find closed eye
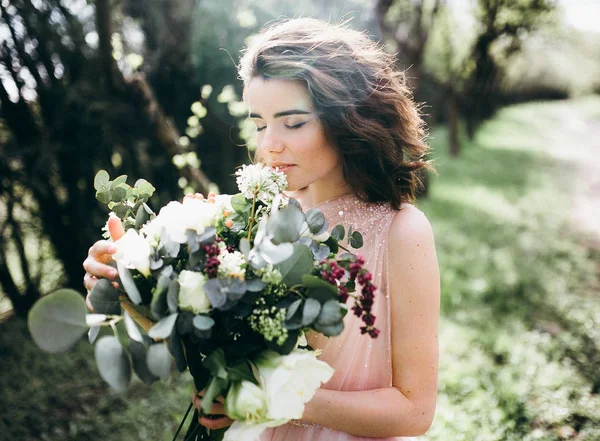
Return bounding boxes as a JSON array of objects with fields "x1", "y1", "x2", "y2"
[
  {"x1": 285, "y1": 122, "x2": 307, "y2": 130},
  {"x1": 256, "y1": 126, "x2": 266, "y2": 132}
]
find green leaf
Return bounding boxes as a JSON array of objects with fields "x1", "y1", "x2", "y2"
[
  {"x1": 88, "y1": 279, "x2": 121, "y2": 315},
  {"x1": 203, "y1": 348, "x2": 228, "y2": 379},
  {"x1": 201, "y1": 376, "x2": 228, "y2": 414},
  {"x1": 227, "y1": 361, "x2": 255, "y2": 383},
  {"x1": 113, "y1": 175, "x2": 128, "y2": 186},
  {"x1": 113, "y1": 204, "x2": 129, "y2": 218},
  {"x1": 129, "y1": 339, "x2": 159, "y2": 385},
  {"x1": 305, "y1": 209, "x2": 326, "y2": 234},
  {"x1": 28, "y1": 289, "x2": 88, "y2": 354},
  {"x1": 276, "y1": 245, "x2": 314, "y2": 286},
  {"x1": 167, "y1": 280, "x2": 179, "y2": 314},
  {"x1": 135, "y1": 203, "x2": 150, "y2": 229},
  {"x1": 313, "y1": 320, "x2": 344, "y2": 337},
  {"x1": 135, "y1": 180, "x2": 156, "y2": 197},
  {"x1": 148, "y1": 313, "x2": 178, "y2": 340},
  {"x1": 94, "y1": 170, "x2": 110, "y2": 191},
  {"x1": 193, "y1": 315, "x2": 215, "y2": 331},
  {"x1": 302, "y1": 298, "x2": 321, "y2": 326},
  {"x1": 124, "y1": 311, "x2": 144, "y2": 343},
  {"x1": 271, "y1": 204, "x2": 305, "y2": 244},
  {"x1": 112, "y1": 184, "x2": 128, "y2": 202},
  {"x1": 88, "y1": 326, "x2": 101, "y2": 344},
  {"x1": 231, "y1": 193, "x2": 249, "y2": 213},
  {"x1": 147, "y1": 343, "x2": 172, "y2": 380},
  {"x1": 151, "y1": 275, "x2": 170, "y2": 320},
  {"x1": 331, "y1": 225, "x2": 345, "y2": 241},
  {"x1": 306, "y1": 287, "x2": 337, "y2": 303},
  {"x1": 168, "y1": 332, "x2": 187, "y2": 372},
  {"x1": 301, "y1": 274, "x2": 338, "y2": 295},
  {"x1": 117, "y1": 262, "x2": 142, "y2": 305},
  {"x1": 95, "y1": 336, "x2": 131, "y2": 391},
  {"x1": 317, "y1": 299, "x2": 343, "y2": 325},
  {"x1": 285, "y1": 299, "x2": 303, "y2": 321},
  {"x1": 96, "y1": 190, "x2": 112, "y2": 205},
  {"x1": 349, "y1": 231, "x2": 364, "y2": 249},
  {"x1": 324, "y1": 236, "x2": 339, "y2": 254}
]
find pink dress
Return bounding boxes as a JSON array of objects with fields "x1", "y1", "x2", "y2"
[{"x1": 260, "y1": 193, "x2": 418, "y2": 441}]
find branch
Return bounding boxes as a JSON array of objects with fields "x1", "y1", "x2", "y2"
[{"x1": 95, "y1": 0, "x2": 126, "y2": 93}]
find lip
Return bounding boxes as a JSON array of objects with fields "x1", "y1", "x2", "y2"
[{"x1": 270, "y1": 163, "x2": 295, "y2": 172}]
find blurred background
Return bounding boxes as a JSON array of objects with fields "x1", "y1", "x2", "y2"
[{"x1": 1, "y1": 0, "x2": 599, "y2": 440}]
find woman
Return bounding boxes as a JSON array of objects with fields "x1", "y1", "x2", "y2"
[{"x1": 84, "y1": 18, "x2": 440, "y2": 441}]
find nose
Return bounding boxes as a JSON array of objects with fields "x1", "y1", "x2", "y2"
[{"x1": 259, "y1": 126, "x2": 284, "y2": 154}]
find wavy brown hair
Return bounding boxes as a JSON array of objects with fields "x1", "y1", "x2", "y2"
[{"x1": 238, "y1": 18, "x2": 433, "y2": 209}]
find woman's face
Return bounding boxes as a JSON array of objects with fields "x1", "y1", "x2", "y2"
[{"x1": 245, "y1": 77, "x2": 344, "y2": 193}]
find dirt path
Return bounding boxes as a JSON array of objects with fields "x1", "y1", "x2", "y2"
[{"x1": 568, "y1": 120, "x2": 600, "y2": 249}]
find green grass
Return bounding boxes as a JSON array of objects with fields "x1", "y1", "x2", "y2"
[
  {"x1": 1, "y1": 96, "x2": 599, "y2": 440},
  {"x1": 421, "y1": 96, "x2": 600, "y2": 441}
]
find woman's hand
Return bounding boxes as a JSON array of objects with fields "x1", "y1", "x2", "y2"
[
  {"x1": 192, "y1": 387, "x2": 234, "y2": 430},
  {"x1": 82, "y1": 215, "x2": 124, "y2": 311}
]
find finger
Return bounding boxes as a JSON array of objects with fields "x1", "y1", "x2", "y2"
[
  {"x1": 83, "y1": 257, "x2": 118, "y2": 280},
  {"x1": 199, "y1": 415, "x2": 233, "y2": 430},
  {"x1": 108, "y1": 214, "x2": 125, "y2": 241},
  {"x1": 88, "y1": 240, "x2": 118, "y2": 262},
  {"x1": 86, "y1": 294, "x2": 95, "y2": 312}
]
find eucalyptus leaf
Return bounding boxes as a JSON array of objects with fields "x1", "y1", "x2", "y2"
[
  {"x1": 151, "y1": 275, "x2": 170, "y2": 320},
  {"x1": 246, "y1": 278, "x2": 265, "y2": 292},
  {"x1": 324, "y1": 236, "x2": 339, "y2": 254},
  {"x1": 96, "y1": 190, "x2": 112, "y2": 205},
  {"x1": 130, "y1": 340, "x2": 159, "y2": 385},
  {"x1": 313, "y1": 320, "x2": 344, "y2": 337},
  {"x1": 193, "y1": 315, "x2": 215, "y2": 331},
  {"x1": 113, "y1": 204, "x2": 129, "y2": 218},
  {"x1": 28, "y1": 289, "x2": 88, "y2": 354},
  {"x1": 276, "y1": 245, "x2": 314, "y2": 286},
  {"x1": 88, "y1": 325, "x2": 101, "y2": 344},
  {"x1": 113, "y1": 175, "x2": 128, "y2": 186},
  {"x1": 88, "y1": 279, "x2": 121, "y2": 315},
  {"x1": 148, "y1": 313, "x2": 178, "y2": 339},
  {"x1": 239, "y1": 238, "x2": 251, "y2": 259},
  {"x1": 270, "y1": 204, "x2": 305, "y2": 244},
  {"x1": 285, "y1": 299, "x2": 303, "y2": 321},
  {"x1": 305, "y1": 209, "x2": 326, "y2": 234},
  {"x1": 117, "y1": 262, "x2": 142, "y2": 305},
  {"x1": 317, "y1": 299, "x2": 343, "y2": 325},
  {"x1": 94, "y1": 170, "x2": 110, "y2": 191},
  {"x1": 313, "y1": 244, "x2": 331, "y2": 261},
  {"x1": 167, "y1": 280, "x2": 180, "y2": 314},
  {"x1": 95, "y1": 336, "x2": 131, "y2": 392},
  {"x1": 331, "y1": 225, "x2": 345, "y2": 241},
  {"x1": 147, "y1": 344, "x2": 172, "y2": 380},
  {"x1": 135, "y1": 204, "x2": 150, "y2": 229},
  {"x1": 124, "y1": 311, "x2": 144, "y2": 343},
  {"x1": 112, "y1": 185, "x2": 127, "y2": 202},
  {"x1": 349, "y1": 231, "x2": 364, "y2": 249},
  {"x1": 168, "y1": 332, "x2": 188, "y2": 372},
  {"x1": 302, "y1": 298, "x2": 321, "y2": 326}
]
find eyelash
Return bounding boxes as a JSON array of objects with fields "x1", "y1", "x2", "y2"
[{"x1": 256, "y1": 122, "x2": 307, "y2": 132}]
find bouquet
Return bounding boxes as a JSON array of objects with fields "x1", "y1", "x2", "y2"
[{"x1": 28, "y1": 164, "x2": 379, "y2": 441}]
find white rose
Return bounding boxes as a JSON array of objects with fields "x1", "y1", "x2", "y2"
[
  {"x1": 224, "y1": 380, "x2": 268, "y2": 423},
  {"x1": 113, "y1": 229, "x2": 151, "y2": 276},
  {"x1": 254, "y1": 349, "x2": 334, "y2": 420},
  {"x1": 177, "y1": 270, "x2": 211, "y2": 314}
]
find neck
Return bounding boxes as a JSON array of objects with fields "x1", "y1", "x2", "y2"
[{"x1": 288, "y1": 179, "x2": 352, "y2": 211}]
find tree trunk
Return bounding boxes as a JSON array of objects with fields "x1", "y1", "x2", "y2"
[{"x1": 447, "y1": 94, "x2": 461, "y2": 157}]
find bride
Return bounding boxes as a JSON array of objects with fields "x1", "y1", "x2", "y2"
[{"x1": 84, "y1": 17, "x2": 440, "y2": 441}]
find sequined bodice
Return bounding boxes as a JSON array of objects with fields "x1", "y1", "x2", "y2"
[{"x1": 261, "y1": 193, "x2": 416, "y2": 441}]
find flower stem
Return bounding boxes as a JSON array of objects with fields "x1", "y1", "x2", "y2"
[{"x1": 247, "y1": 190, "x2": 259, "y2": 242}]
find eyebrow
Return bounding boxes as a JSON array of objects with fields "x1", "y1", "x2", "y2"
[{"x1": 249, "y1": 109, "x2": 311, "y2": 119}]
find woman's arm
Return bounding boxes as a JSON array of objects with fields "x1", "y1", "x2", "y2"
[{"x1": 302, "y1": 206, "x2": 440, "y2": 437}]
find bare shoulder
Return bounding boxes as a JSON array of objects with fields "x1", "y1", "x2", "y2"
[{"x1": 388, "y1": 204, "x2": 435, "y2": 249}]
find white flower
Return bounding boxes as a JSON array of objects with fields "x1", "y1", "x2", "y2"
[
  {"x1": 225, "y1": 380, "x2": 268, "y2": 423},
  {"x1": 177, "y1": 270, "x2": 211, "y2": 314},
  {"x1": 255, "y1": 264, "x2": 282, "y2": 285},
  {"x1": 235, "y1": 164, "x2": 287, "y2": 204},
  {"x1": 142, "y1": 198, "x2": 222, "y2": 244},
  {"x1": 113, "y1": 229, "x2": 151, "y2": 276},
  {"x1": 254, "y1": 349, "x2": 334, "y2": 420},
  {"x1": 218, "y1": 250, "x2": 246, "y2": 279}
]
